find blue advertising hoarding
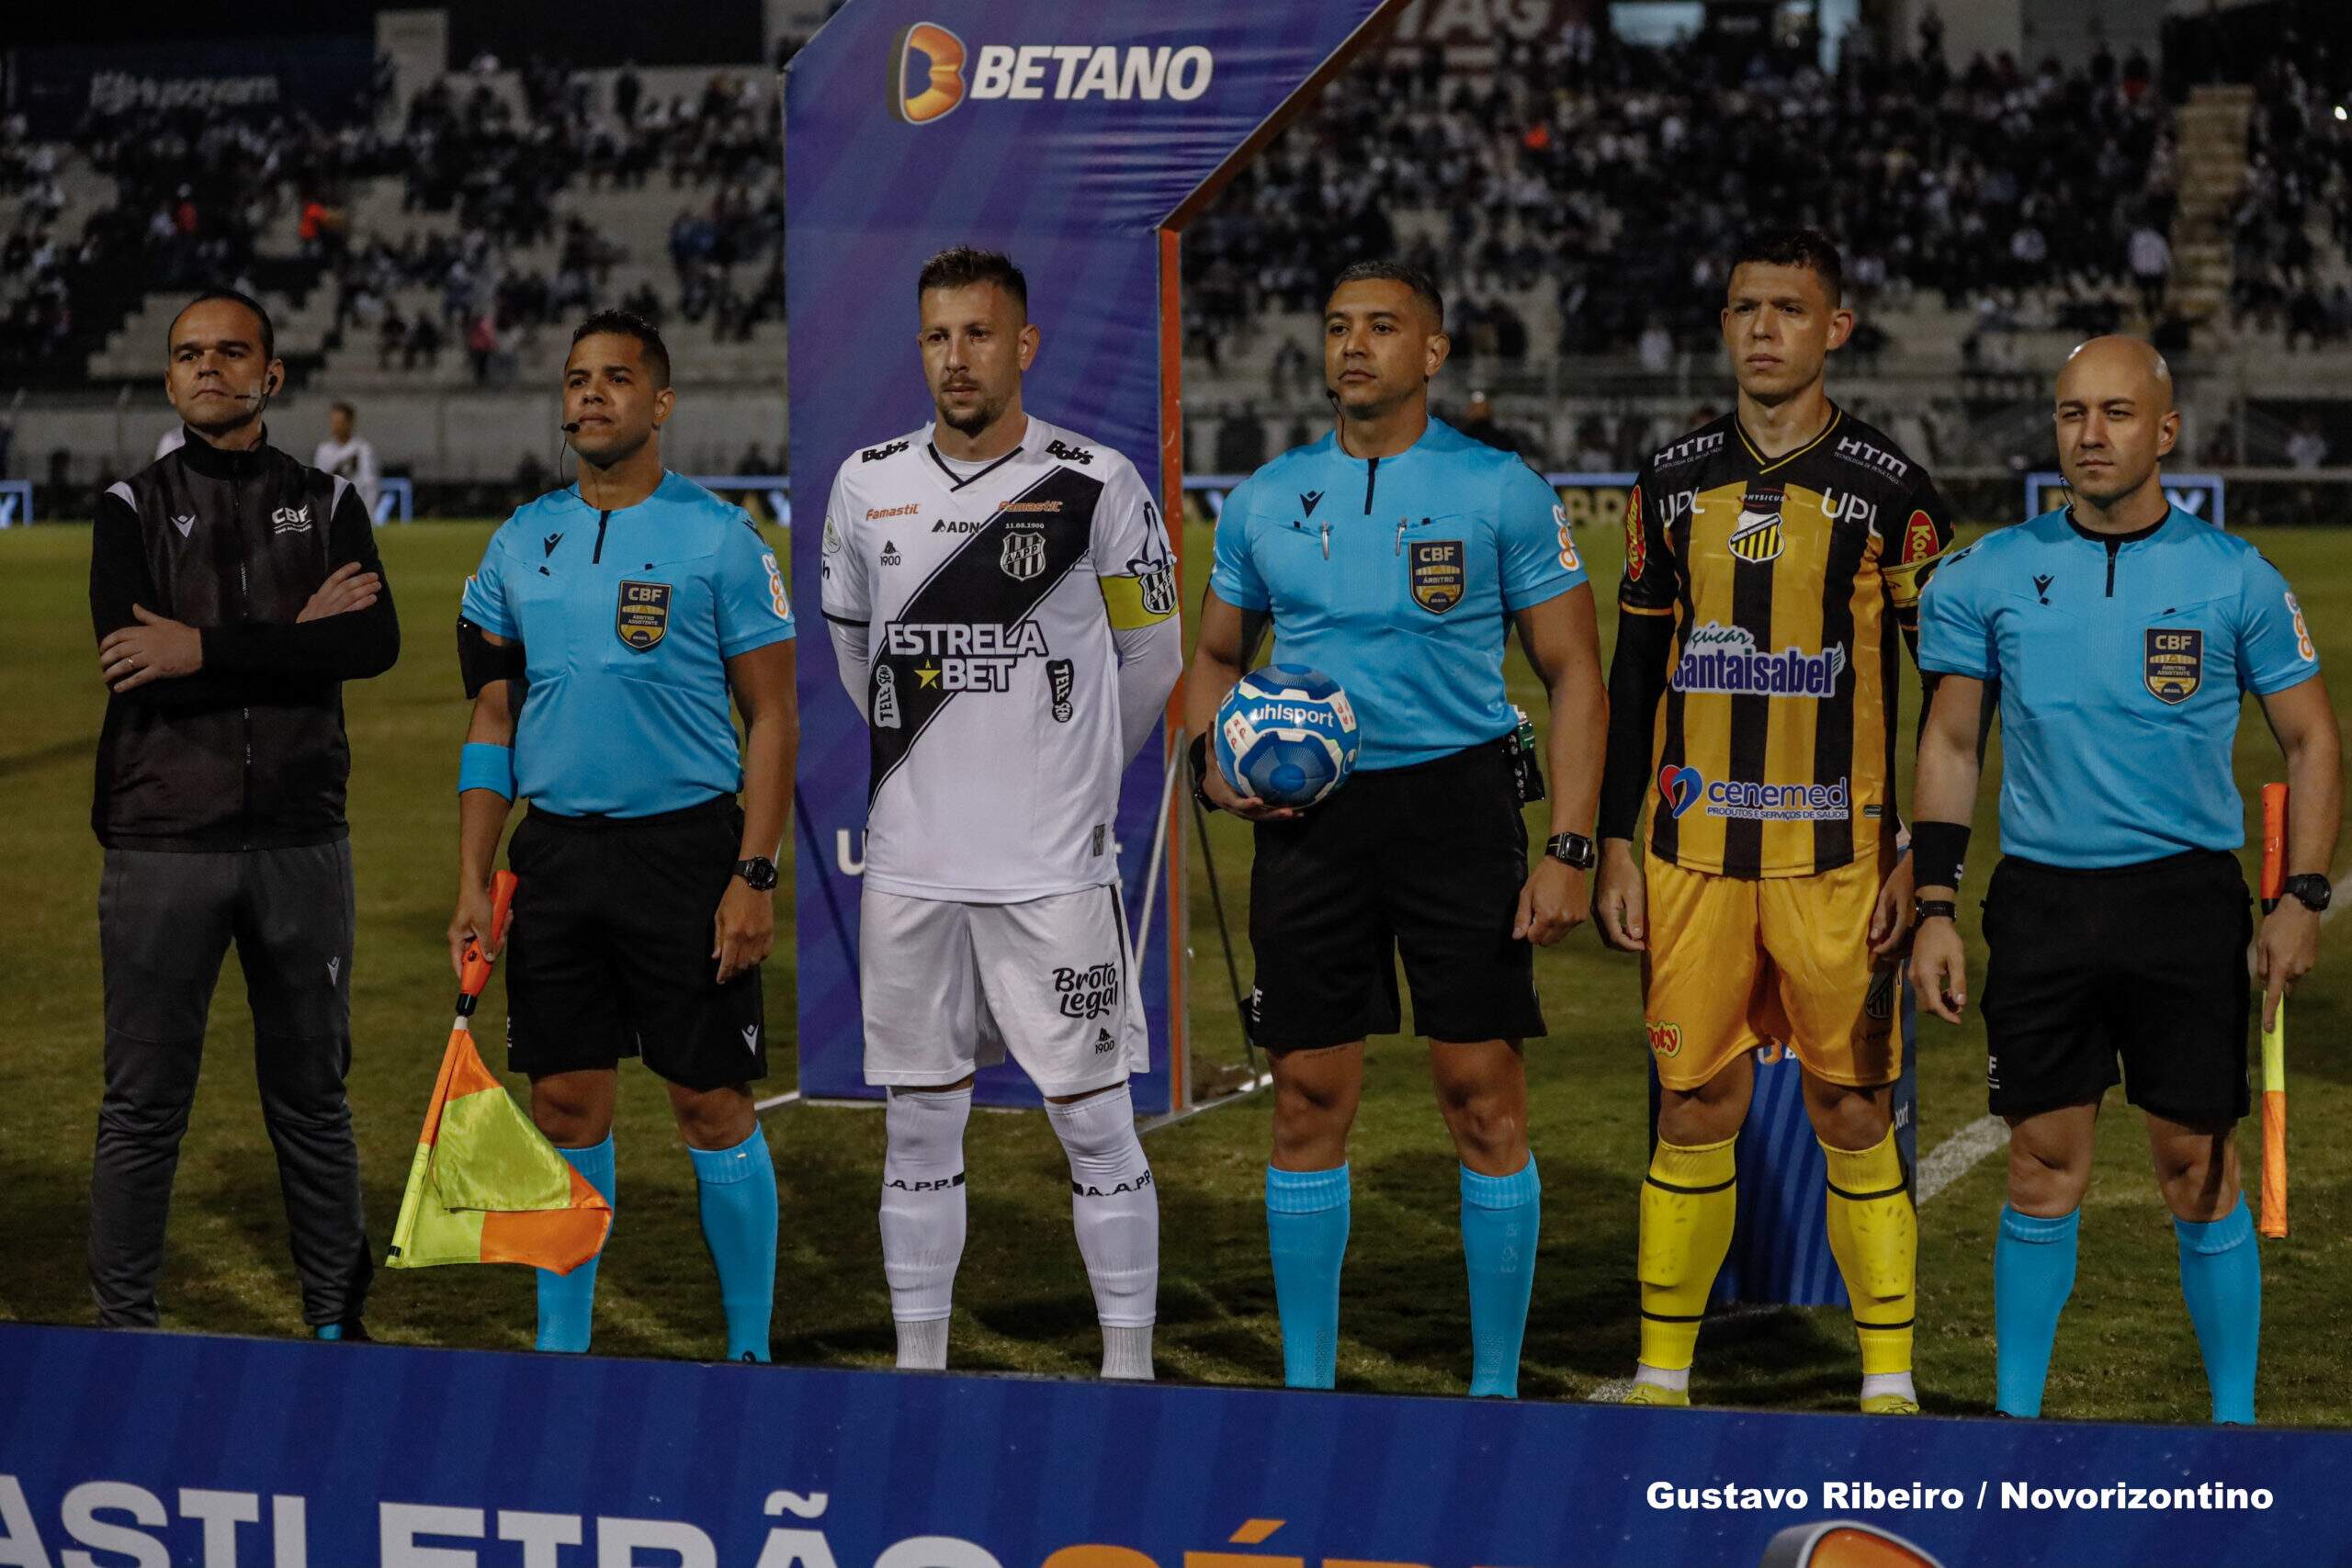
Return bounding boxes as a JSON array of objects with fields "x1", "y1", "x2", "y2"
[{"x1": 0, "y1": 1321, "x2": 2343, "y2": 1567}]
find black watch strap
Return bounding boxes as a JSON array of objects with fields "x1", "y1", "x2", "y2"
[
  {"x1": 1546, "y1": 832, "x2": 1597, "y2": 870},
  {"x1": 2282, "y1": 873, "x2": 2332, "y2": 913},
  {"x1": 1913, "y1": 897, "x2": 1958, "y2": 924},
  {"x1": 733, "y1": 855, "x2": 778, "y2": 892}
]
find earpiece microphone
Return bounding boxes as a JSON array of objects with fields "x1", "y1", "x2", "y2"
[{"x1": 561, "y1": 421, "x2": 583, "y2": 433}]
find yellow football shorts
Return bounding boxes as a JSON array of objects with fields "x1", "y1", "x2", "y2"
[{"x1": 1639, "y1": 855, "x2": 1899, "y2": 1091}]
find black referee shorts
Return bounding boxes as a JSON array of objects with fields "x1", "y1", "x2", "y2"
[
  {"x1": 503, "y1": 795, "x2": 767, "y2": 1091},
  {"x1": 1981, "y1": 850, "x2": 2252, "y2": 1125},
  {"x1": 1248, "y1": 738, "x2": 1544, "y2": 1051}
]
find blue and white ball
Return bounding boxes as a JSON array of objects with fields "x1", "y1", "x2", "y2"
[{"x1": 1213, "y1": 664, "x2": 1362, "y2": 807}]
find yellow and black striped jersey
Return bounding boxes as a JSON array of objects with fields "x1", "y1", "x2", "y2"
[{"x1": 1620, "y1": 406, "x2": 1953, "y2": 878}]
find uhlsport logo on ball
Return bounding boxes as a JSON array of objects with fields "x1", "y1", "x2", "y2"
[{"x1": 1214, "y1": 664, "x2": 1361, "y2": 807}]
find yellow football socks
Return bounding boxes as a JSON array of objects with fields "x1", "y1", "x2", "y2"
[
  {"x1": 1636, "y1": 1135, "x2": 1738, "y2": 1372},
  {"x1": 1822, "y1": 1130, "x2": 1917, "y2": 1378}
]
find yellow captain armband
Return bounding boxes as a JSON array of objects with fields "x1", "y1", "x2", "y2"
[{"x1": 1100, "y1": 566, "x2": 1177, "y2": 630}]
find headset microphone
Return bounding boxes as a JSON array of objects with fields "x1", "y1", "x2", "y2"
[{"x1": 561, "y1": 421, "x2": 583, "y2": 433}]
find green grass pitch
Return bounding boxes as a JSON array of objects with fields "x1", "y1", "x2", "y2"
[{"x1": 1, "y1": 513, "x2": 2346, "y2": 1424}]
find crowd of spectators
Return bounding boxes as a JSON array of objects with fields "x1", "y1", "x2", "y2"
[
  {"x1": 2231, "y1": 32, "x2": 2352, "y2": 348},
  {"x1": 1185, "y1": 25, "x2": 2177, "y2": 367},
  {"x1": 0, "y1": 52, "x2": 786, "y2": 380}
]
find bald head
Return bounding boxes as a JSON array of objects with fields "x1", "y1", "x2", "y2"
[
  {"x1": 2058, "y1": 335, "x2": 2174, "y2": 412},
  {"x1": 2053, "y1": 334, "x2": 2179, "y2": 516}
]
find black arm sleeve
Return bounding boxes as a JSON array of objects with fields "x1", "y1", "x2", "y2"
[
  {"x1": 1598, "y1": 609, "x2": 1676, "y2": 840},
  {"x1": 90, "y1": 490, "x2": 270, "y2": 710},
  {"x1": 200, "y1": 485, "x2": 401, "y2": 682}
]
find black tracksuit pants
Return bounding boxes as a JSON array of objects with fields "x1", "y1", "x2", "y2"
[{"x1": 91, "y1": 841, "x2": 370, "y2": 1327}]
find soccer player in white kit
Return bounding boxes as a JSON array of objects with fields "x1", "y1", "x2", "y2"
[{"x1": 821, "y1": 248, "x2": 1183, "y2": 1378}]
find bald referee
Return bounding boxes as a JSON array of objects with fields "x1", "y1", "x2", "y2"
[{"x1": 1908, "y1": 336, "x2": 2341, "y2": 1424}]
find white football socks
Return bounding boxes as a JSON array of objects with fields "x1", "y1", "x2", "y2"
[
  {"x1": 1047, "y1": 1083, "x2": 1159, "y2": 1380},
  {"x1": 880, "y1": 1085, "x2": 972, "y2": 1371}
]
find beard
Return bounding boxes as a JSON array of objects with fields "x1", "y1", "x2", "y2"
[{"x1": 938, "y1": 387, "x2": 1008, "y2": 437}]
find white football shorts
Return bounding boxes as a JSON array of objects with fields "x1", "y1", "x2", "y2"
[{"x1": 859, "y1": 885, "x2": 1148, "y2": 1097}]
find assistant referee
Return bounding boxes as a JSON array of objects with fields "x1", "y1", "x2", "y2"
[
  {"x1": 1908, "y1": 336, "x2": 2341, "y2": 1425},
  {"x1": 1184, "y1": 261, "x2": 1609, "y2": 1397},
  {"x1": 448, "y1": 309, "x2": 798, "y2": 1360}
]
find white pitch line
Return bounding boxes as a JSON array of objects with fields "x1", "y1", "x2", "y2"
[{"x1": 1915, "y1": 1114, "x2": 2009, "y2": 1205}]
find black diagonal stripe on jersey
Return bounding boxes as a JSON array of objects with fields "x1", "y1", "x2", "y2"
[
  {"x1": 1723, "y1": 483, "x2": 1778, "y2": 875},
  {"x1": 1813, "y1": 518, "x2": 1869, "y2": 869},
  {"x1": 1652, "y1": 493, "x2": 1701, "y2": 867},
  {"x1": 866, "y1": 464, "x2": 1105, "y2": 807}
]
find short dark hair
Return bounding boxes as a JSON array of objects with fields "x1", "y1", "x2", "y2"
[
  {"x1": 171, "y1": 288, "x2": 276, "y2": 362},
  {"x1": 916, "y1": 246, "x2": 1028, "y2": 317},
  {"x1": 570, "y1": 308, "x2": 671, "y2": 387},
  {"x1": 1728, "y1": 226, "x2": 1845, "y2": 305},
  {"x1": 329, "y1": 400, "x2": 356, "y2": 420},
  {"x1": 1327, "y1": 260, "x2": 1445, "y2": 331}
]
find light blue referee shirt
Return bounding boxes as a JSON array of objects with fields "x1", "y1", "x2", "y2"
[
  {"x1": 1210, "y1": 417, "x2": 1586, "y2": 770},
  {"x1": 461, "y1": 471, "x2": 796, "y2": 817},
  {"x1": 1917, "y1": 504, "x2": 2319, "y2": 867}
]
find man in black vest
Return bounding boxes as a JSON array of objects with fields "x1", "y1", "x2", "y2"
[{"x1": 87, "y1": 288, "x2": 400, "y2": 1334}]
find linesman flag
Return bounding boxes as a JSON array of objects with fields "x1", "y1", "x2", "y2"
[{"x1": 387, "y1": 871, "x2": 612, "y2": 1272}]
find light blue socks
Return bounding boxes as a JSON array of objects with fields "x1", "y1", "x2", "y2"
[
  {"x1": 2176, "y1": 1195, "x2": 2260, "y2": 1425},
  {"x1": 536, "y1": 1135, "x2": 616, "y2": 1354},
  {"x1": 1993, "y1": 1204, "x2": 2077, "y2": 1416},
  {"x1": 1265, "y1": 1165, "x2": 1351, "y2": 1389},
  {"x1": 690, "y1": 1125, "x2": 779, "y2": 1363},
  {"x1": 1460, "y1": 1156, "x2": 1541, "y2": 1398}
]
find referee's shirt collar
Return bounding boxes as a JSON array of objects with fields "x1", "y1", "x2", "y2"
[
  {"x1": 1327, "y1": 412, "x2": 1448, "y2": 469},
  {"x1": 2064, "y1": 502, "x2": 2177, "y2": 547}
]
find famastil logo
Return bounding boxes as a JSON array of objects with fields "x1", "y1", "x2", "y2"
[{"x1": 1657, "y1": 764, "x2": 1702, "y2": 819}]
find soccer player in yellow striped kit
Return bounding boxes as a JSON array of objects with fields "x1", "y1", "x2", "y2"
[{"x1": 1594, "y1": 229, "x2": 1955, "y2": 1412}]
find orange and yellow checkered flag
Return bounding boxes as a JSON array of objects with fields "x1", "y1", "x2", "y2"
[{"x1": 386, "y1": 872, "x2": 611, "y2": 1272}]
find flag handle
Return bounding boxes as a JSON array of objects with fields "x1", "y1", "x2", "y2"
[
  {"x1": 458, "y1": 871, "x2": 520, "y2": 1009},
  {"x1": 2258, "y1": 783, "x2": 2288, "y2": 1240},
  {"x1": 391, "y1": 872, "x2": 521, "y2": 1263}
]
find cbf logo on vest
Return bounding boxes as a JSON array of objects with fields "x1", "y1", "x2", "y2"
[{"x1": 616, "y1": 581, "x2": 672, "y2": 649}]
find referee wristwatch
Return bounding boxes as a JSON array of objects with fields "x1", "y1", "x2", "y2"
[
  {"x1": 2281, "y1": 873, "x2": 2332, "y2": 913},
  {"x1": 1912, "y1": 897, "x2": 1959, "y2": 925},
  {"x1": 1545, "y1": 832, "x2": 1598, "y2": 872},
  {"x1": 732, "y1": 855, "x2": 779, "y2": 892}
]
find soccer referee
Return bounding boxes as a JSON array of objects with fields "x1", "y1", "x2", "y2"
[
  {"x1": 1185, "y1": 261, "x2": 1608, "y2": 1397},
  {"x1": 449, "y1": 310, "x2": 798, "y2": 1360},
  {"x1": 1910, "y1": 336, "x2": 2341, "y2": 1424}
]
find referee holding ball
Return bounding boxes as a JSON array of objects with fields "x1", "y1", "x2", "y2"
[
  {"x1": 448, "y1": 310, "x2": 798, "y2": 1360},
  {"x1": 1909, "y1": 336, "x2": 2340, "y2": 1424},
  {"x1": 1184, "y1": 261, "x2": 1608, "y2": 1396}
]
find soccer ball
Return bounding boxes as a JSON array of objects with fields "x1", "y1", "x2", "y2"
[{"x1": 1213, "y1": 664, "x2": 1361, "y2": 807}]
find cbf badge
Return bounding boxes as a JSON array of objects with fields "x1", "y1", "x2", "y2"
[
  {"x1": 1409, "y1": 538, "x2": 1465, "y2": 614},
  {"x1": 2145, "y1": 626, "x2": 2202, "y2": 704},
  {"x1": 616, "y1": 581, "x2": 673, "y2": 650}
]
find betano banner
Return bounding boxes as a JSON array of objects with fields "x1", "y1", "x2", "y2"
[
  {"x1": 0, "y1": 1321, "x2": 2342, "y2": 1566},
  {"x1": 785, "y1": 1, "x2": 1405, "y2": 1111}
]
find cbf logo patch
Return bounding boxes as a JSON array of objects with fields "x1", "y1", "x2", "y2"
[
  {"x1": 1409, "y1": 538, "x2": 1465, "y2": 614},
  {"x1": 1001, "y1": 531, "x2": 1046, "y2": 581},
  {"x1": 616, "y1": 581, "x2": 672, "y2": 650},
  {"x1": 2144, "y1": 626, "x2": 2202, "y2": 705}
]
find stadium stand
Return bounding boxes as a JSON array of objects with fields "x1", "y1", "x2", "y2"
[{"x1": 6, "y1": 20, "x2": 2351, "y2": 494}]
